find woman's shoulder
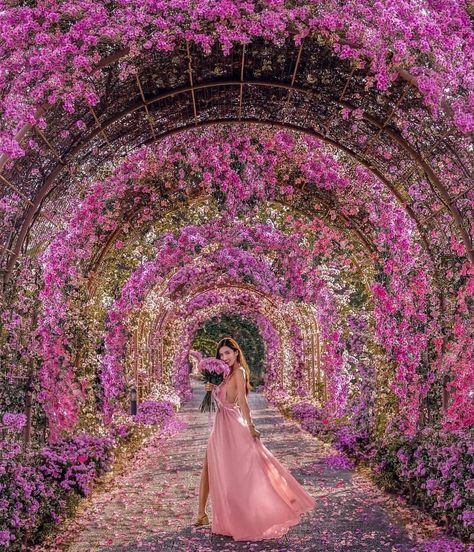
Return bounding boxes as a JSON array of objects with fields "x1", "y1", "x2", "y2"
[
  {"x1": 236, "y1": 366, "x2": 246, "y2": 379},
  {"x1": 228, "y1": 366, "x2": 245, "y2": 381}
]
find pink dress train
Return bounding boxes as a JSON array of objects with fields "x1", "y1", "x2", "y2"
[{"x1": 206, "y1": 373, "x2": 316, "y2": 541}]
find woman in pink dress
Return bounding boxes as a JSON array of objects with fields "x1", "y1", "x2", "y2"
[{"x1": 193, "y1": 336, "x2": 316, "y2": 541}]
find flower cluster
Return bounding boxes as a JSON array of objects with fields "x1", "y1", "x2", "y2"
[
  {"x1": 0, "y1": 435, "x2": 113, "y2": 549},
  {"x1": 322, "y1": 453, "x2": 355, "y2": 470},
  {"x1": 373, "y1": 428, "x2": 473, "y2": 540},
  {"x1": 290, "y1": 401, "x2": 336, "y2": 440},
  {"x1": 134, "y1": 400, "x2": 176, "y2": 427},
  {"x1": 1, "y1": 413, "x2": 26, "y2": 434},
  {"x1": 38, "y1": 434, "x2": 115, "y2": 496},
  {"x1": 0, "y1": 0, "x2": 472, "y2": 164},
  {"x1": 412, "y1": 536, "x2": 469, "y2": 552},
  {"x1": 276, "y1": 394, "x2": 473, "y2": 541},
  {"x1": 0, "y1": 398, "x2": 184, "y2": 549},
  {"x1": 0, "y1": 194, "x2": 23, "y2": 249}
]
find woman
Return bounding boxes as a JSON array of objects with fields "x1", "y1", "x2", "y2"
[{"x1": 194, "y1": 336, "x2": 316, "y2": 541}]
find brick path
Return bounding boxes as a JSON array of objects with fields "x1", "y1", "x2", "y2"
[{"x1": 36, "y1": 379, "x2": 453, "y2": 552}]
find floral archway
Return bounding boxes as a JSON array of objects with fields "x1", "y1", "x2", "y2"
[{"x1": 0, "y1": 1, "x2": 472, "y2": 548}]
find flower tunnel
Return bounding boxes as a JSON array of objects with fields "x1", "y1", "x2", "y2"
[
  {"x1": 17, "y1": 127, "x2": 468, "y2": 440},
  {"x1": 0, "y1": 1, "x2": 473, "y2": 546}
]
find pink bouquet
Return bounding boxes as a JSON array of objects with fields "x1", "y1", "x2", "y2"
[{"x1": 198, "y1": 357, "x2": 231, "y2": 412}]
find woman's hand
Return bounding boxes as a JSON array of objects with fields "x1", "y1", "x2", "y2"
[
  {"x1": 204, "y1": 382, "x2": 215, "y2": 391},
  {"x1": 249, "y1": 424, "x2": 261, "y2": 440}
]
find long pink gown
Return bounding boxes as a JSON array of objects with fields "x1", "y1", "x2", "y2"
[{"x1": 206, "y1": 372, "x2": 316, "y2": 541}]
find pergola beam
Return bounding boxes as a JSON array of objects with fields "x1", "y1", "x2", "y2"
[
  {"x1": 89, "y1": 106, "x2": 111, "y2": 146},
  {"x1": 282, "y1": 43, "x2": 304, "y2": 120},
  {"x1": 136, "y1": 73, "x2": 157, "y2": 141},
  {"x1": 362, "y1": 86, "x2": 409, "y2": 155},
  {"x1": 34, "y1": 127, "x2": 65, "y2": 165},
  {"x1": 2, "y1": 78, "x2": 470, "y2": 283},
  {"x1": 0, "y1": 174, "x2": 58, "y2": 227},
  {"x1": 0, "y1": 243, "x2": 16, "y2": 255},
  {"x1": 421, "y1": 182, "x2": 474, "y2": 225},
  {"x1": 238, "y1": 44, "x2": 246, "y2": 121},
  {"x1": 186, "y1": 41, "x2": 198, "y2": 125},
  {"x1": 324, "y1": 66, "x2": 356, "y2": 136}
]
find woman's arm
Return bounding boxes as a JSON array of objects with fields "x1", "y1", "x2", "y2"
[
  {"x1": 235, "y1": 368, "x2": 253, "y2": 427},
  {"x1": 235, "y1": 368, "x2": 260, "y2": 439},
  {"x1": 235, "y1": 367, "x2": 253, "y2": 426}
]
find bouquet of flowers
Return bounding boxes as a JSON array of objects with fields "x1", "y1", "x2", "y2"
[{"x1": 198, "y1": 357, "x2": 230, "y2": 412}]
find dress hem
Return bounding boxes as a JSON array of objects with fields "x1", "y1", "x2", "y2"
[{"x1": 210, "y1": 501, "x2": 314, "y2": 542}]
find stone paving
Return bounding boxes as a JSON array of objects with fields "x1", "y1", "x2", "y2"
[{"x1": 35, "y1": 380, "x2": 454, "y2": 552}]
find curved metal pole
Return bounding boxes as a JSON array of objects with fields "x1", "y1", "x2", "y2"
[
  {"x1": 2, "y1": 75, "x2": 466, "y2": 283},
  {"x1": 0, "y1": 41, "x2": 456, "y2": 173},
  {"x1": 141, "y1": 282, "x2": 291, "y2": 385}
]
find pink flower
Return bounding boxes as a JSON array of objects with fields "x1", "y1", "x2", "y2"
[{"x1": 198, "y1": 358, "x2": 230, "y2": 376}]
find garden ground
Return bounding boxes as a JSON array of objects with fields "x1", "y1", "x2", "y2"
[{"x1": 35, "y1": 380, "x2": 456, "y2": 552}]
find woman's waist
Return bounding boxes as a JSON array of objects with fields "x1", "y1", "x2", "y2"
[{"x1": 216, "y1": 401, "x2": 241, "y2": 412}]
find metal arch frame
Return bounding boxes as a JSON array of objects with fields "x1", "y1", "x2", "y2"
[
  {"x1": 74, "y1": 114, "x2": 445, "y2": 304},
  {"x1": 149, "y1": 285, "x2": 282, "y2": 375},
  {"x1": 1, "y1": 108, "x2": 458, "y2": 286},
  {"x1": 147, "y1": 283, "x2": 324, "y2": 400},
  {"x1": 85, "y1": 192, "x2": 380, "y2": 311},
  {"x1": 1, "y1": 45, "x2": 471, "y2": 282},
  {"x1": 2, "y1": 110, "x2": 445, "y2": 282},
  {"x1": 84, "y1": 187, "x2": 435, "y2": 397},
  {"x1": 84, "y1": 189, "x2": 378, "y2": 287},
  {"x1": 80, "y1": 178, "x2": 448, "y2": 408},
  {"x1": 147, "y1": 281, "x2": 308, "y2": 391},
  {"x1": 97, "y1": 228, "x2": 323, "y2": 396},
  {"x1": 92, "y1": 229, "x2": 371, "y2": 402},
  {"x1": 0, "y1": 40, "x2": 455, "y2": 175}
]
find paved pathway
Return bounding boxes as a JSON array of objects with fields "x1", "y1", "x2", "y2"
[{"x1": 35, "y1": 379, "x2": 456, "y2": 552}]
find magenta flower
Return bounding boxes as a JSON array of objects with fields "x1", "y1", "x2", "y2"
[
  {"x1": 198, "y1": 358, "x2": 231, "y2": 376},
  {"x1": 2, "y1": 413, "x2": 27, "y2": 433}
]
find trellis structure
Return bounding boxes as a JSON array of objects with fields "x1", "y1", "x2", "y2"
[
  {"x1": 126, "y1": 280, "x2": 325, "y2": 402},
  {"x1": 1, "y1": 5, "x2": 473, "y2": 548},
  {"x1": 1, "y1": 38, "x2": 472, "y2": 284}
]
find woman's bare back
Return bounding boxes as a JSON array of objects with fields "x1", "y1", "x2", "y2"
[{"x1": 224, "y1": 370, "x2": 243, "y2": 404}]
